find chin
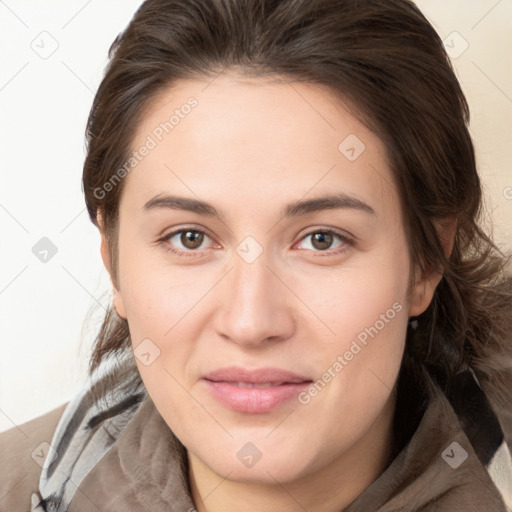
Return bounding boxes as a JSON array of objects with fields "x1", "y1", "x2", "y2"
[{"x1": 189, "y1": 435, "x2": 319, "y2": 484}]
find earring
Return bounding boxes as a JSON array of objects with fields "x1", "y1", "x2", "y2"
[{"x1": 408, "y1": 317, "x2": 419, "y2": 330}]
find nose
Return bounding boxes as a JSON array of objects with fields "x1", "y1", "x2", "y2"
[{"x1": 213, "y1": 250, "x2": 296, "y2": 348}]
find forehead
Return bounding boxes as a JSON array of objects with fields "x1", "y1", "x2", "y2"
[{"x1": 123, "y1": 73, "x2": 399, "y2": 220}]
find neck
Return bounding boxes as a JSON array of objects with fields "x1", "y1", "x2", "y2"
[{"x1": 188, "y1": 391, "x2": 396, "y2": 512}]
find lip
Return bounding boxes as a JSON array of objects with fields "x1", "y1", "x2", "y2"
[{"x1": 202, "y1": 366, "x2": 312, "y2": 414}]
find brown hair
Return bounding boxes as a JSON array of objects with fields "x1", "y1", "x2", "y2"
[{"x1": 82, "y1": 0, "x2": 512, "y2": 410}]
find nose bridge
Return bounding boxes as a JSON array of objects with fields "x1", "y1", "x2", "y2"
[
  {"x1": 215, "y1": 245, "x2": 295, "y2": 345},
  {"x1": 233, "y1": 251, "x2": 273, "y2": 309}
]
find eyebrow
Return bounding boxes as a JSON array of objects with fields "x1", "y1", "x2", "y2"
[{"x1": 143, "y1": 192, "x2": 376, "y2": 220}]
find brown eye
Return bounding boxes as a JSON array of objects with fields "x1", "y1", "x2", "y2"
[
  {"x1": 311, "y1": 232, "x2": 334, "y2": 250},
  {"x1": 180, "y1": 230, "x2": 204, "y2": 249},
  {"x1": 160, "y1": 228, "x2": 214, "y2": 255},
  {"x1": 296, "y1": 229, "x2": 351, "y2": 255}
]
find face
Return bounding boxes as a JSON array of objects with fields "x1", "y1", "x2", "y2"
[{"x1": 101, "y1": 73, "x2": 437, "y2": 485}]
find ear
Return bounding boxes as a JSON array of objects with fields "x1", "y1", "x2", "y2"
[
  {"x1": 97, "y1": 212, "x2": 127, "y2": 320},
  {"x1": 408, "y1": 216, "x2": 457, "y2": 317}
]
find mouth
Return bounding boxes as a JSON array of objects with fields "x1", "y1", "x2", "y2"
[{"x1": 202, "y1": 367, "x2": 312, "y2": 413}]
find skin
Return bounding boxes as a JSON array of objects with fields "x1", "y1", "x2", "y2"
[{"x1": 99, "y1": 72, "x2": 449, "y2": 512}]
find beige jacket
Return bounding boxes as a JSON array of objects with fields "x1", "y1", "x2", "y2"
[{"x1": 1, "y1": 366, "x2": 512, "y2": 512}]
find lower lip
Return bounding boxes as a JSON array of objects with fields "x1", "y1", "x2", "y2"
[{"x1": 203, "y1": 380, "x2": 311, "y2": 413}]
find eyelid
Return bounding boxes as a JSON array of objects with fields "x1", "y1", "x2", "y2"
[{"x1": 296, "y1": 226, "x2": 354, "y2": 243}]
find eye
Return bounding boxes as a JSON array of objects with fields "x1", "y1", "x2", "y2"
[
  {"x1": 159, "y1": 227, "x2": 215, "y2": 256},
  {"x1": 295, "y1": 229, "x2": 352, "y2": 256},
  {"x1": 158, "y1": 227, "x2": 353, "y2": 258}
]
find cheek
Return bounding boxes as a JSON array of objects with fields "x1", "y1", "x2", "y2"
[
  {"x1": 298, "y1": 238, "x2": 410, "y2": 346},
  {"x1": 293, "y1": 270, "x2": 409, "y2": 469},
  {"x1": 300, "y1": 237, "x2": 411, "y2": 404},
  {"x1": 120, "y1": 263, "x2": 204, "y2": 424},
  {"x1": 312, "y1": 283, "x2": 407, "y2": 404},
  {"x1": 117, "y1": 243, "x2": 215, "y2": 391},
  {"x1": 118, "y1": 239, "x2": 207, "y2": 338}
]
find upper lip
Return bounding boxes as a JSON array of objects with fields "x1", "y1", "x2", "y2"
[{"x1": 203, "y1": 366, "x2": 312, "y2": 384}]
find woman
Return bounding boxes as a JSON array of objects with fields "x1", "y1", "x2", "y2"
[{"x1": 1, "y1": 0, "x2": 512, "y2": 510}]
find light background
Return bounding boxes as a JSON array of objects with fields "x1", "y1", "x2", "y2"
[{"x1": 0, "y1": 0, "x2": 511, "y2": 433}]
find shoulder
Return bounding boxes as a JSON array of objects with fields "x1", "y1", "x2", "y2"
[{"x1": 0, "y1": 403, "x2": 68, "y2": 512}]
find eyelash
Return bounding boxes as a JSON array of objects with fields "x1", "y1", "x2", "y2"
[{"x1": 157, "y1": 226, "x2": 353, "y2": 258}]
